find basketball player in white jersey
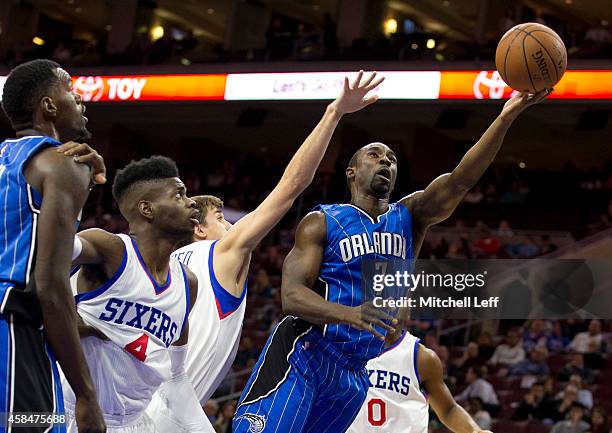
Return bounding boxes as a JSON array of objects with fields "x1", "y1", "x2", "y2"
[
  {"x1": 347, "y1": 329, "x2": 493, "y2": 433},
  {"x1": 146, "y1": 70, "x2": 386, "y2": 431},
  {"x1": 64, "y1": 155, "x2": 209, "y2": 432}
]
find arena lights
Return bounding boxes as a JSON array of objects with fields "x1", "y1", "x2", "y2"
[{"x1": 1, "y1": 70, "x2": 611, "y2": 102}]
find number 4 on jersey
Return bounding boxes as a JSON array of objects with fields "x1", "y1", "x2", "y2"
[{"x1": 124, "y1": 333, "x2": 149, "y2": 361}]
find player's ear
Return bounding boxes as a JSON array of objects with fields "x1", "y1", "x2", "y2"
[
  {"x1": 346, "y1": 166, "x2": 355, "y2": 182},
  {"x1": 40, "y1": 96, "x2": 57, "y2": 119},
  {"x1": 138, "y1": 200, "x2": 154, "y2": 221},
  {"x1": 194, "y1": 223, "x2": 207, "y2": 240}
]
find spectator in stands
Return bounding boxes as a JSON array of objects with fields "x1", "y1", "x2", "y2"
[
  {"x1": 214, "y1": 400, "x2": 237, "y2": 433},
  {"x1": 508, "y1": 235, "x2": 541, "y2": 258},
  {"x1": 468, "y1": 397, "x2": 492, "y2": 430},
  {"x1": 472, "y1": 228, "x2": 501, "y2": 258},
  {"x1": 203, "y1": 399, "x2": 219, "y2": 425},
  {"x1": 478, "y1": 332, "x2": 496, "y2": 360},
  {"x1": 234, "y1": 337, "x2": 259, "y2": 368},
  {"x1": 455, "y1": 342, "x2": 486, "y2": 376},
  {"x1": 553, "y1": 385, "x2": 581, "y2": 422},
  {"x1": 484, "y1": 183, "x2": 498, "y2": 202},
  {"x1": 251, "y1": 267, "x2": 275, "y2": 299},
  {"x1": 512, "y1": 381, "x2": 548, "y2": 421},
  {"x1": 550, "y1": 403, "x2": 589, "y2": 433},
  {"x1": 490, "y1": 328, "x2": 526, "y2": 367},
  {"x1": 557, "y1": 375, "x2": 593, "y2": 410},
  {"x1": 507, "y1": 346, "x2": 551, "y2": 378},
  {"x1": 583, "y1": 340, "x2": 605, "y2": 370},
  {"x1": 540, "y1": 234, "x2": 559, "y2": 255},
  {"x1": 454, "y1": 367, "x2": 500, "y2": 415},
  {"x1": 588, "y1": 406, "x2": 609, "y2": 433},
  {"x1": 558, "y1": 354, "x2": 596, "y2": 383},
  {"x1": 424, "y1": 331, "x2": 441, "y2": 354},
  {"x1": 569, "y1": 320, "x2": 603, "y2": 354},
  {"x1": 496, "y1": 219, "x2": 515, "y2": 238},
  {"x1": 523, "y1": 320, "x2": 548, "y2": 352},
  {"x1": 547, "y1": 321, "x2": 570, "y2": 353}
]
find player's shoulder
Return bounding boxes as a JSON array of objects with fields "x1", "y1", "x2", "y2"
[
  {"x1": 175, "y1": 239, "x2": 215, "y2": 255},
  {"x1": 416, "y1": 343, "x2": 443, "y2": 381},
  {"x1": 296, "y1": 210, "x2": 326, "y2": 242}
]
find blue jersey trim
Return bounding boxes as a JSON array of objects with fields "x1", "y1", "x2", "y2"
[
  {"x1": 74, "y1": 242, "x2": 128, "y2": 304},
  {"x1": 179, "y1": 263, "x2": 190, "y2": 337},
  {"x1": 208, "y1": 241, "x2": 247, "y2": 318},
  {"x1": 414, "y1": 338, "x2": 422, "y2": 391},
  {"x1": 130, "y1": 237, "x2": 172, "y2": 295},
  {"x1": 70, "y1": 265, "x2": 81, "y2": 277}
]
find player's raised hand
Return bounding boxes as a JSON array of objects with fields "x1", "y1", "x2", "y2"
[
  {"x1": 329, "y1": 70, "x2": 385, "y2": 115},
  {"x1": 57, "y1": 141, "x2": 107, "y2": 185},
  {"x1": 501, "y1": 88, "x2": 553, "y2": 117},
  {"x1": 342, "y1": 300, "x2": 398, "y2": 340}
]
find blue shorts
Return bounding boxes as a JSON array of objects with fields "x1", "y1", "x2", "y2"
[
  {"x1": 0, "y1": 313, "x2": 65, "y2": 433},
  {"x1": 233, "y1": 317, "x2": 369, "y2": 433}
]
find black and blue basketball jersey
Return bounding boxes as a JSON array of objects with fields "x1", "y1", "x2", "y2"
[
  {"x1": 0, "y1": 135, "x2": 61, "y2": 324},
  {"x1": 314, "y1": 202, "x2": 413, "y2": 362}
]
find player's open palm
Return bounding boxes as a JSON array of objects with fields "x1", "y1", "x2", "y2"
[
  {"x1": 502, "y1": 88, "x2": 552, "y2": 115},
  {"x1": 330, "y1": 70, "x2": 385, "y2": 115}
]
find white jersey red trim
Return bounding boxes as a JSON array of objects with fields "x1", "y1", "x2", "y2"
[
  {"x1": 167, "y1": 239, "x2": 247, "y2": 403},
  {"x1": 347, "y1": 332, "x2": 429, "y2": 433}
]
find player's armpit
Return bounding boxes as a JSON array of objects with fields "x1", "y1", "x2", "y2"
[{"x1": 420, "y1": 345, "x2": 483, "y2": 433}]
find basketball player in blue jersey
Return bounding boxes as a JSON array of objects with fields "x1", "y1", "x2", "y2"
[
  {"x1": 233, "y1": 87, "x2": 552, "y2": 433},
  {"x1": 0, "y1": 59, "x2": 105, "y2": 433}
]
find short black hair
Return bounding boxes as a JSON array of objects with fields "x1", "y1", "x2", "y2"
[
  {"x1": 1, "y1": 59, "x2": 61, "y2": 129},
  {"x1": 112, "y1": 155, "x2": 180, "y2": 202}
]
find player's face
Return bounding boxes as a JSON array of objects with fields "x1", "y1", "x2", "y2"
[
  {"x1": 151, "y1": 178, "x2": 199, "y2": 235},
  {"x1": 196, "y1": 206, "x2": 232, "y2": 241},
  {"x1": 51, "y1": 68, "x2": 91, "y2": 141},
  {"x1": 352, "y1": 143, "x2": 397, "y2": 197}
]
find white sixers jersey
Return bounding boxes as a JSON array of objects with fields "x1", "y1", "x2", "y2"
[
  {"x1": 347, "y1": 332, "x2": 429, "y2": 433},
  {"x1": 63, "y1": 233, "x2": 190, "y2": 420},
  {"x1": 170, "y1": 239, "x2": 246, "y2": 404}
]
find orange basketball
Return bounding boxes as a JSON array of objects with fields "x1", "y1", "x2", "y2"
[{"x1": 495, "y1": 22, "x2": 567, "y2": 93}]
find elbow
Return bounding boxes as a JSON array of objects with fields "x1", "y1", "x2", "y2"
[{"x1": 35, "y1": 271, "x2": 71, "y2": 308}]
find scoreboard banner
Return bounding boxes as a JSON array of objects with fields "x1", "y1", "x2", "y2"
[{"x1": 1, "y1": 70, "x2": 611, "y2": 102}]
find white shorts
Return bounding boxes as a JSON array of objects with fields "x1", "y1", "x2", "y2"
[
  {"x1": 146, "y1": 386, "x2": 215, "y2": 433},
  {"x1": 65, "y1": 409, "x2": 158, "y2": 433}
]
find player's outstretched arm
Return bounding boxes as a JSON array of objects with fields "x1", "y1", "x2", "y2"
[
  {"x1": 25, "y1": 149, "x2": 105, "y2": 433},
  {"x1": 214, "y1": 71, "x2": 384, "y2": 296},
  {"x1": 420, "y1": 345, "x2": 492, "y2": 433},
  {"x1": 282, "y1": 212, "x2": 396, "y2": 339},
  {"x1": 401, "y1": 89, "x2": 551, "y2": 252}
]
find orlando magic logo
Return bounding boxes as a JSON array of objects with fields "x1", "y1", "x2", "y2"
[{"x1": 234, "y1": 413, "x2": 266, "y2": 433}]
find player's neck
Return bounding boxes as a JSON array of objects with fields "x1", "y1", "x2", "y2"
[
  {"x1": 350, "y1": 192, "x2": 390, "y2": 218},
  {"x1": 15, "y1": 126, "x2": 59, "y2": 141},
  {"x1": 129, "y1": 231, "x2": 176, "y2": 282}
]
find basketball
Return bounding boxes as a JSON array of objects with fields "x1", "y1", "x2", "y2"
[{"x1": 495, "y1": 22, "x2": 567, "y2": 93}]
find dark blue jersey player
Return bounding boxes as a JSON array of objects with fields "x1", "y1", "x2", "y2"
[
  {"x1": 0, "y1": 60, "x2": 105, "y2": 433},
  {"x1": 233, "y1": 82, "x2": 553, "y2": 433}
]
